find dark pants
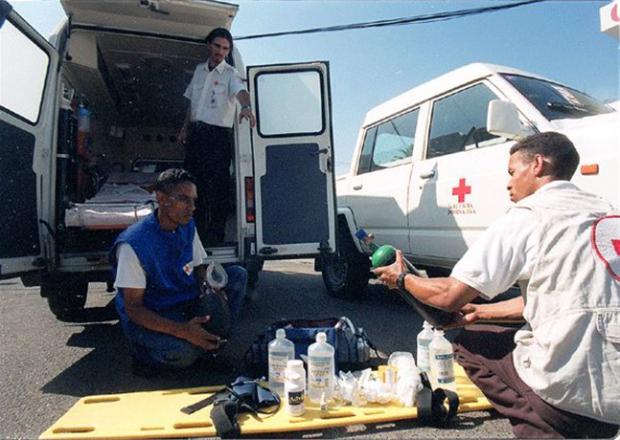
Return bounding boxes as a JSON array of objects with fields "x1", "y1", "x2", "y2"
[
  {"x1": 121, "y1": 266, "x2": 247, "y2": 368},
  {"x1": 453, "y1": 324, "x2": 618, "y2": 439},
  {"x1": 184, "y1": 122, "x2": 233, "y2": 245}
]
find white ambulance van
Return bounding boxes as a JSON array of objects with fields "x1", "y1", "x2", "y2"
[
  {"x1": 321, "y1": 63, "x2": 618, "y2": 298},
  {"x1": 0, "y1": 0, "x2": 337, "y2": 320}
]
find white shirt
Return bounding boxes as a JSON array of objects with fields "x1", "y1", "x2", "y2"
[
  {"x1": 450, "y1": 192, "x2": 545, "y2": 299},
  {"x1": 184, "y1": 60, "x2": 245, "y2": 128},
  {"x1": 114, "y1": 232, "x2": 207, "y2": 289},
  {"x1": 452, "y1": 180, "x2": 620, "y2": 423}
]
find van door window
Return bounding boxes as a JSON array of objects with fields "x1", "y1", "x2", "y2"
[
  {"x1": 254, "y1": 69, "x2": 324, "y2": 136},
  {"x1": 356, "y1": 108, "x2": 419, "y2": 175},
  {"x1": 427, "y1": 83, "x2": 500, "y2": 159},
  {"x1": 0, "y1": 20, "x2": 49, "y2": 123}
]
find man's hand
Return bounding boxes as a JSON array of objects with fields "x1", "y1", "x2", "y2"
[
  {"x1": 445, "y1": 297, "x2": 526, "y2": 328},
  {"x1": 179, "y1": 315, "x2": 222, "y2": 351},
  {"x1": 239, "y1": 107, "x2": 256, "y2": 127},
  {"x1": 373, "y1": 250, "x2": 407, "y2": 289},
  {"x1": 444, "y1": 303, "x2": 485, "y2": 328}
]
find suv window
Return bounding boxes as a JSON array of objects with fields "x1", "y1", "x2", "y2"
[
  {"x1": 356, "y1": 108, "x2": 419, "y2": 175},
  {"x1": 427, "y1": 83, "x2": 500, "y2": 159}
]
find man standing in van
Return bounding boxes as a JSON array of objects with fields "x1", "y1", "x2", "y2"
[
  {"x1": 110, "y1": 169, "x2": 247, "y2": 376},
  {"x1": 374, "y1": 132, "x2": 619, "y2": 438},
  {"x1": 178, "y1": 27, "x2": 255, "y2": 246}
]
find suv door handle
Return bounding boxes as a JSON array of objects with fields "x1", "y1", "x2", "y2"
[
  {"x1": 419, "y1": 170, "x2": 435, "y2": 179},
  {"x1": 353, "y1": 184, "x2": 363, "y2": 190}
]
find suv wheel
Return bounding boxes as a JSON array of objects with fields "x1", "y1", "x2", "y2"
[
  {"x1": 321, "y1": 224, "x2": 370, "y2": 298},
  {"x1": 43, "y1": 276, "x2": 88, "y2": 321}
]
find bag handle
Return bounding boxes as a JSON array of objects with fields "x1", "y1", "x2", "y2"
[{"x1": 335, "y1": 316, "x2": 356, "y2": 333}]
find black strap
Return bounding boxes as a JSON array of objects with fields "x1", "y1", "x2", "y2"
[
  {"x1": 210, "y1": 400, "x2": 241, "y2": 439},
  {"x1": 0, "y1": 0, "x2": 12, "y2": 25},
  {"x1": 417, "y1": 372, "x2": 460, "y2": 426},
  {"x1": 180, "y1": 388, "x2": 226, "y2": 415}
]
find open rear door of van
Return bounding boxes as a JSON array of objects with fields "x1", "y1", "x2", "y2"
[
  {"x1": 249, "y1": 62, "x2": 336, "y2": 258},
  {"x1": 61, "y1": 0, "x2": 237, "y2": 39},
  {"x1": 0, "y1": 2, "x2": 58, "y2": 279}
]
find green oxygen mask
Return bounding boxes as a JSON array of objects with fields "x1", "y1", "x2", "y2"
[{"x1": 371, "y1": 245, "x2": 397, "y2": 269}]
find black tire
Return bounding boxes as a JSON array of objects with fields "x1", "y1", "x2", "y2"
[
  {"x1": 43, "y1": 276, "x2": 88, "y2": 321},
  {"x1": 321, "y1": 223, "x2": 370, "y2": 299}
]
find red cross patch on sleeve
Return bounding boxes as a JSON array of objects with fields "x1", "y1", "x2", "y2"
[{"x1": 591, "y1": 215, "x2": 620, "y2": 281}]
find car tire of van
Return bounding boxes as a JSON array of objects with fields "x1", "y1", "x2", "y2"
[
  {"x1": 43, "y1": 276, "x2": 88, "y2": 321},
  {"x1": 321, "y1": 223, "x2": 370, "y2": 299}
]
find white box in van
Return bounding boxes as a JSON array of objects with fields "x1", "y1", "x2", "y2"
[{"x1": 0, "y1": 0, "x2": 337, "y2": 320}]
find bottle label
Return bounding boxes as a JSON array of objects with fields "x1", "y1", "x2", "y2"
[
  {"x1": 269, "y1": 352, "x2": 291, "y2": 384},
  {"x1": 308, "y1": 355, "x2": 332, "y2": 390},
  {"x1": 432, "y1": 352, "x2": 455, "y2": 383},
  {"x1": 287, "y1": 389, "x2": 305, "y2": 406}
]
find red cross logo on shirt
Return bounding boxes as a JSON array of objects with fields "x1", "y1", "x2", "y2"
[
  {"x1": 452, "y1": 178, "x2": 471, "y2": 203},
  {"x1": 592, "y1": 215, "x2": 620, "y2": 281}
]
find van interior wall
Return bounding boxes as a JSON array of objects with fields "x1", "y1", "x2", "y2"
[{"x1": 58, "y1": 29, "x2": 239, "y2": 246}]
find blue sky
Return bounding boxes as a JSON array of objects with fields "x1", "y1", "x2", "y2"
[{"x1": 10, "y1": 0, "x2": 619, "y2": 174}]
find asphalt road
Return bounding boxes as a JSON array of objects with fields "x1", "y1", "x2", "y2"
[{"x1": 0, "y1": 259, "x2": 513, "y2": 439}]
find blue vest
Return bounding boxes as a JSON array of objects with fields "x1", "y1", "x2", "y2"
[{"x1": 110, "y1": 212, "x2": 200, "y2": 322}]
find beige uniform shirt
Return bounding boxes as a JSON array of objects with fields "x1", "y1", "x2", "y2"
[{"x1": 184, "y1": 60, "x2": 245, "y2": 128}]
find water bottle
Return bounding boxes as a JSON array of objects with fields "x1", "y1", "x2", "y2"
[
  {"x1": 268, "y1": 329, "x2": 295, "y2": 396},
  {"x1": 307, "y1": 332, "x2": 335, "y2": 403},
  {"x1": 284, "y1": 359, "x2": 306, "y2": 416},
  {"x1": 428, "y1": 329, "x2": 456, "y2": 392},
  {"x1": 416, "y1": 321, "x2": 434, "y2": 373}
]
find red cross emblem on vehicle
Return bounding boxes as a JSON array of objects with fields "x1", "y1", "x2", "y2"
[{"x1": 452, "y1": 178, "x2": 471, "y2": 203}]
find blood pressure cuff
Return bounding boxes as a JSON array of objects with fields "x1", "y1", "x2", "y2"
[{"x1": 210, "y1": 376, "x2": 280, "y2": 438}]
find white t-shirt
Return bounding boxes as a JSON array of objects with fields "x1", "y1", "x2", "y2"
[
  {"x1": 450, "y1": 187, "x2": 551, "y2": 299},
  {"x1": 184, "y1": 59, "x2": 245, "y2": 128},
  {"x1": 114, "y1": 232, "x2": 207, "y2": 289}
]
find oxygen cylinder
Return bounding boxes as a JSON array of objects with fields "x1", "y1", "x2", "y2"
[{"x1": 76, "y1": 99, "x2": 91, "y2": 200}]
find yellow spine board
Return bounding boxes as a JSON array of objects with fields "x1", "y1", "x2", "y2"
[{"x1": 40, "y1": 365, "x2": 491, "y2": 439}]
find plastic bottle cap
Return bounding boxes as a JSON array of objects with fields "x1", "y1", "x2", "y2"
[
  {"x1": 316, "y1": 332, "x2": 327, "y2": 343},
  {"x1": 423, "y1": 321, "x2": 432, "y2": 329},
  {"x1": 435, "y1": 329, "x2": 445, "y2": 336},
  {"x1": 276, "y1": 328, "x2": 285, "y2": 339}
]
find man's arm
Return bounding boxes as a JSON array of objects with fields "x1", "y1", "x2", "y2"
[
  {"x1": 123, "y1": 287, "x2": 221, "y2": 351},
  {"x1": 374, "y1": 250, "x2": 480, "y2": 312},
  {"x1": 458, "y1": 296, "x2": 525, "y2": 324},
  {"x1": 178, "y1": 106, "x2": 191, "y2": 145},
  {"x1": 236, "y1": 90, "x2": 256, "y2": 127}
]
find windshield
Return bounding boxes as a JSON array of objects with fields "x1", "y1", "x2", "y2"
[{"x1": 502, "y1": 74, "x2": 614, "y2": 120}]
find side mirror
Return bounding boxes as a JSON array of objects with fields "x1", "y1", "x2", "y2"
[{"x1": 487, "y1": 99, "x2": 534, "y2": 140}]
